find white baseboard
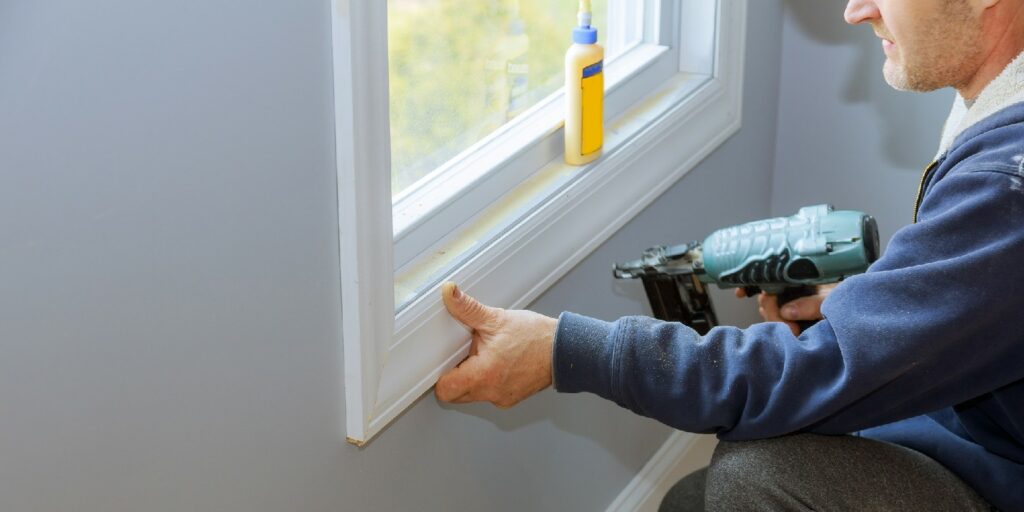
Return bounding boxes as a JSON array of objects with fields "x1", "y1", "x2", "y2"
[{"x1": 605, "y1": 432, "x2": 718, "y2": 512}]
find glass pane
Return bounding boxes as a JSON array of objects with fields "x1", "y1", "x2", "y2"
[{"x1": 387, "y1": 0, "x2": 614, "y2": 198}]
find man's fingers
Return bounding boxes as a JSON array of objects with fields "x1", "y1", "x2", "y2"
[
  {"x1": 756, "y1": 293, "x2": 788, "y2": 323},
  {"x1": 435, "y1": 365, "x2": 472, "y2": 402},
  {"x1": 779, "y1": 295, "x2": 825, "y2": 321},
  {"x1": 435, "y1": 354, "x2": 489, "y2": 403},
  {"x1": 448, "y1": 394, "x2": 477, "y2": 404},
  {"x1": 441, "y1": 282, "x2": 501, "y2": 331},
  {"x1": 784, "y1": 321, "x2": 801, "y2": 336},
  {"x1": 758, "y1": 292, "x2": 778, "y2": 313}
]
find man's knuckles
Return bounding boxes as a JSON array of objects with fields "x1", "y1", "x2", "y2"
[
  {"x1": 435, "y1": 375, "x2": 466, "y2": 402},
  {"x1": 492, "y1": 390, "x2": 522, "y2": 409},
  {"x1": 494, "y1": 399, "x2": 516, "y2": 409},
  {"x1": 460, "y1": 299, "x2": 487, "y2": 322},
  {"x1": 462, "y1": 296, "x2": 505, "y2": 326},
  {"x1": 782, "y1": 297, "x2": 823, "y2": 320}
]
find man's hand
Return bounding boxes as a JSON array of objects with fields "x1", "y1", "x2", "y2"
[
  {"x1": 735, "y1": 284, "x2": 836, "y2": 336},
  {"x1": 434, "y1": 282, "x2": 558, "y2": 408}
]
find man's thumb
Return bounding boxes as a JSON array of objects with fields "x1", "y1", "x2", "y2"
[{"x1": 441, "y1": 282, "x2": 498, "y2": 329}]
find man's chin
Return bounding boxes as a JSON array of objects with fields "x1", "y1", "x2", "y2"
[
  {"x1": 883, "y1": 62, "x2": 913, "y2": 91},
  {"x1": 883, "y1": 61, "x2": 947, "y2": 93}
]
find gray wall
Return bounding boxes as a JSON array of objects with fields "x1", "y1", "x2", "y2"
[
  {"x1": 0, "y1": 1, "x2": 780, "y2": 511},
  {"x1": 771, "y1": 0, "x2": 955, "y2": 246}
]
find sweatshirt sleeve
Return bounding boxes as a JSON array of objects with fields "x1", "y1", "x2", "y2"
[{"x1": 553, "y1": 169, "x2": 1024, "y2": 440}]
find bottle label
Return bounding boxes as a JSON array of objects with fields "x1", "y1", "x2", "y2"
[{"x1": 580, "y1": 60, "x2": 604, "y2": 155}]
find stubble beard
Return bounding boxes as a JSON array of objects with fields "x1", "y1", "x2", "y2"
[{"x1": 881, "y1": 6, "x2": 983, "y2": 92}]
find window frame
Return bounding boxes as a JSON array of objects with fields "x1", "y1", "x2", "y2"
[
  {"x1": 392, "y1": 1, "x2": 668, "y2": 273},
  {"x1": 334, "y1": 0, "x2": 747, "y2": 446}
]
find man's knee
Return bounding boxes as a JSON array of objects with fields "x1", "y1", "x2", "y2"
[
  {"x1": 708, "y1": 436, "x2": 793, "y2": 485},
  {"x1": 702, "y1": 434, "x2": 992, "y2": 512},
  {"x1": 704, "y1": 434, "x2": 825, "y2": 510}
]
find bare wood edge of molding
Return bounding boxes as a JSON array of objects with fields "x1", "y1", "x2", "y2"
[{"x1": 606, "y1": 432, "x2": 719, "y2": 512}]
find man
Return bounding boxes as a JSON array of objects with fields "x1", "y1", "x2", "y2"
[{"x1": 434, "y1": 0, "x2": 1024, "y2": 509}]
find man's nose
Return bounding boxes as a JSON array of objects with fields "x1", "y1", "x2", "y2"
[{"x1": 844, "y1": 0, "x2": 880, "y2": 25}]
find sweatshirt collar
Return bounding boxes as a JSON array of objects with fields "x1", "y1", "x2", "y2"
[{"x1": 936, "y1": 49, "x2": 1024, "y2": 159}]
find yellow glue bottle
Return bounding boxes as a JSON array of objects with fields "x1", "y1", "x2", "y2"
[{"x1": 564, "y1": 0, "x2": 604, "y2": 166}]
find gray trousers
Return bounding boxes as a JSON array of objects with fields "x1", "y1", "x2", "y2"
[{"x1": 659, "y1": 433, "x2": 994, "y2": 512}]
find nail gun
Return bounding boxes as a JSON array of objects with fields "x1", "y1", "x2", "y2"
[{"x1": 613, "y1": 205, "x2": 879, "y2": 334}]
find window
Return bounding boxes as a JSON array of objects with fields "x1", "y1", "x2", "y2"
[
  {"x1": 389, "y1": 1, "x2": 619, "y2": 198},
  {"x1": 390, "y1": 0, "x2": 646, "y2": 301},
  {"x1": 334, "y1": 0, "x2": 748, "y2": 445}
]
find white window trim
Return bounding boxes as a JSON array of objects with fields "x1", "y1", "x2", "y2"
[{"x1": 334, "y1": 0, "x2": 747, "y2": 446}]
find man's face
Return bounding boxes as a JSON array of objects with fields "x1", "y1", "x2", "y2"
[{"x1": 845, "y1": 0, "x2": 985, "y2": 92}]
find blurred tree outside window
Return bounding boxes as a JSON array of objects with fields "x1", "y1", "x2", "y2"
[{"x1": 387, "y1": 0, "x2": 609, "y2": 198}]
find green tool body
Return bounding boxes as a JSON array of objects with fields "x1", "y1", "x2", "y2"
[{"x1": 613, "y1": 205, "x2": 880, "y2": 334}]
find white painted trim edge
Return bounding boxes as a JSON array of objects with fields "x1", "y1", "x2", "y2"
[
  {"x1": 605, "y1": 432, "x2": 705, "y2": 512},
  {"x1": 332, "y1": 0, "x2": 395, "y2": 444}
]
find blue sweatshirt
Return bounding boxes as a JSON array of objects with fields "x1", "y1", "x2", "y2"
[{"x1": 553, "y1": 58, "x2": 1024, "y2": 511}]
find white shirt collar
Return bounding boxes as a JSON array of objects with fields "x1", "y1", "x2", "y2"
[{"x1": 936, "y1": 49, "x2": 1024, "y2": 160}]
